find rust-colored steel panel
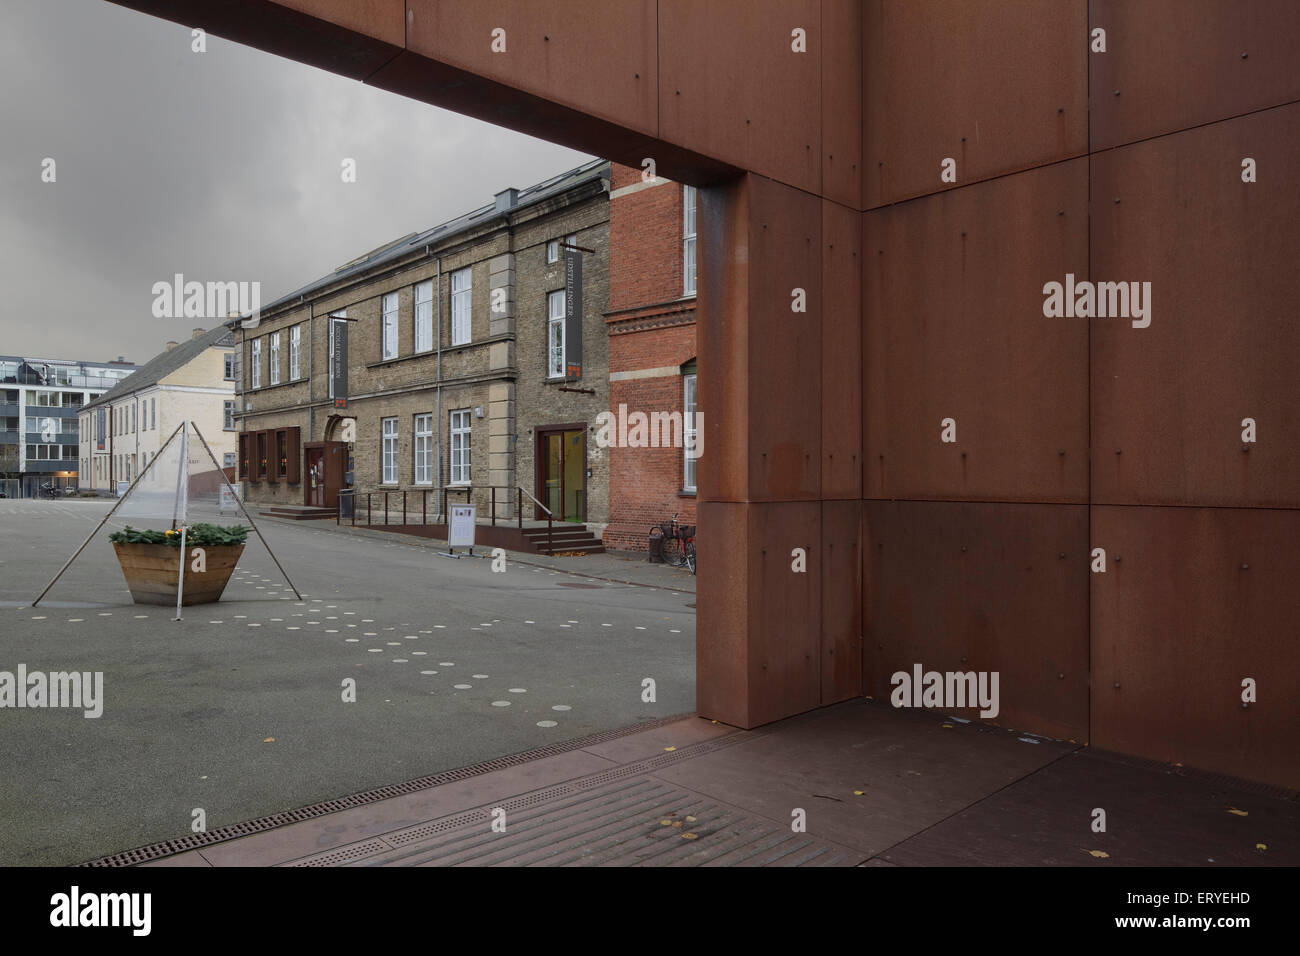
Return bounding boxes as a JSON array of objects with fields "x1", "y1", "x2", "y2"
[
  {"x1": 821, "y1": 0, "x2": 862, "y2": 210},
  {"x1": 863, "y1": 500, "x2": 1090, "y2": 742},
  {"x1": 863, "y1": 0, "x2": 1087, "y2": 208},
  {"x1": 746, "y1": 176, "x2": 822, "y2": 501},
  {"x1": 405, "y1": 0, "x2": 658, "y2": 138},
  {"x1": 696, "y1": 501, "x2": 750, "y2": 727},
  {"x1": 1091, "y1": 104, "x2": 1300, "y2": 508},
  {"x1": 748, "y1": 501, "x2": 823, "y2": 727},
  {"x1": 697, "y1": 500, "x2": 823, "y2": 729},
  {"x1": 1090, "y1": 0, "x2": 1300, "y2": 151},
  {"x1": 369, "y1": 51, "x2": 737, "y2": 186},
  {"x1": 1091, "y1": 505, "x2": 1300, "y2": 789},
  {"x1": 659, "y1": 0, "x2": 822, "y2": 196},
  {"x1": 274, "y1": 0, "x2": 404, "y2": 46},
  {"x1": 821, "y1": 499, "x2": 861, "y2": 705},
  {"x1": 700, "y1": 173, "x2": 822, "y2": 504},
  {"x1": 822, "y1": 200, "x2": 861, "y2": 500},
  {"x1": 107, "y1": 0, "x2": 403, "y2": 79},
  {"x1": 863, "y1": 160, "x2": 1089, "y2": 503},
  {"x1": 697, "y1": 175, "x2": 750, "y2": 505}
]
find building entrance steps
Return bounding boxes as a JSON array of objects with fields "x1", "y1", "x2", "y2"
[{"x1": 132, "y1": 700, "x2": 1299, "y2": 867}]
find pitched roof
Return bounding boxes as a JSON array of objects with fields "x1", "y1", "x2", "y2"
[
  {"x1": 255, "y1": 158, "x2": 609, "y2": 317},
  {"x1": 84, "y1": 325, "x2": 234, "y2": 410}
]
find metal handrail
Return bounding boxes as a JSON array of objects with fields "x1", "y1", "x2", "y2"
[{"x1": 518, "y1": 485, "x2": 551, "y2": 515}]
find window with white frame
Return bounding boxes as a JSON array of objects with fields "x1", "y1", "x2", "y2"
[
  {"x1": 546, "y1": 234, "x2": 578, "y2": 264},
  {"x1": 449, "y1": 409, "x2": 471, "y2": 485},
  {"x1": 414, "y1": 413, "x2": 433, "y2": 485},
  {"x1": 224, "y1": 352, "x2": 236, "y2": 380},
  {"x1": 381, "y1": 417, "x2": 398, "y2": 484},
  {"x1": 223, "y1": 401, "x2": 236, "y2": 431},
  {"x1": 450, "y1": 267, "x2": 471, "y2": 346},
  {"x1": 414, "y1": 280, "x2": 433, "y2": 353},
  {"x1": 270, "y1": 332, "x2": 281, "y2": 385},
  {"x1": 683, "y1": 185, "x2": 697, "y2": 296},
  {"x1": 683, "y1": 372, "x2": 698, "y2": 492},
  {"x1": 223, "y1": 452, "x2": 236, "y2": 469},
  {"x1": 382, "y1": 293, "x2": 399, "y2": 360},
  {"x1": 547, "y1": 290, "x2": 566, "y2": 379},
  {"x1": 150, "y1": 397, "x2": 155, "y2": 429},
  {"x1": 251, "y1": 338, "x2": 262, "y2": 389},
  {"x1": 289, "y1": 324, "x2": 301, "y2": 379}
]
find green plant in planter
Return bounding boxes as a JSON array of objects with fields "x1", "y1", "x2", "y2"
[{"x1": 109, "y1": 523, "x2": 250, "y2": 547}]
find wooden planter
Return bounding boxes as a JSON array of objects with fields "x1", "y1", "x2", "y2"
[{"x1": 113, "y1": 542, "x2": 245, "y2": 606}]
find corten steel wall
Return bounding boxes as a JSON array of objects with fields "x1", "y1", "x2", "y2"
[
  {"x1": 106, "y1": 0, "x2": 1299, "y2": 786},
  {"x1": 861, "y1": 0, "x2": 1300, "y2": 788}
]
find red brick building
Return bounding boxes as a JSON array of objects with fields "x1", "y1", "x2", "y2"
[{"x1": 602, "y1": 162, "x2": 699, "y2": 551}]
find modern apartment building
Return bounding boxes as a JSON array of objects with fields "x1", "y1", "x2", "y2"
[
  {"x1": 79, "y1": 326, "x2": 237, "y2": 493},
  {"x1": 236, "y1": 159, "x2": 611, "y2": 543},
  {"x1": 0, "y1": 355, "x2": 136, "y2": 497},
  {"x1": 602, "y1": 163, "x2": 700, "y2": 551}
]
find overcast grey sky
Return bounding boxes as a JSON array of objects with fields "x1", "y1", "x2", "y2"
[{"x1": 0, "y1": 0, "x2": 593, "y2": 365}]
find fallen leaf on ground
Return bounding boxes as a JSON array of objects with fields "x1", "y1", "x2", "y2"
[
  {"x1": 263, "y1": 737, "x2": 275, "y2": 743},
  {"x1": 1089, "y1": 850, "x2": 1110, "y2": 858},
  {"x1": 1255, "y1": 843, "x2": 1267, "y2": 851},
  {"x1": 1227, "y1": 808, "x2": 1248, "y2": 816},
  {"x1": 682, "y1": 832, "x2": 699, "y2": 840},
  {"x1": 664, "y1": 746, "x2": 676, "y2": 752}
]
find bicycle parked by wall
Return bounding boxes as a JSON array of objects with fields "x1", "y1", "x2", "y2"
[{"x1": 658, "y1": 512, "x2": 696, "y2": 575}]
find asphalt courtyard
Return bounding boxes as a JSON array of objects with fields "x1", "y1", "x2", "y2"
[{"x1": 0, "y1": 498, "x2": 695, "y2": 865}]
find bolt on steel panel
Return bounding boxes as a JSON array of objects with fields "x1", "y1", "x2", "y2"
[
  {"x1": 1090, "y1": 0, "x2": 1300, "y2": 151},
  {"x1": 864, "y1": 160, "x2": 1089, "y2": 503},
  {"x1": 1091, "y1": 505, "x2": 1300, "y2": 789},
  {"x1": 1091, "y1": 104, "x2": 1300, "y2": 508},
  {"x1": 658, "y1": 0, "x2": 822, "y2": 196},
  {"x1": 822, "y1": 200, "x2": 862, "y2": 501},
  {"x1": 821, "y1": 0, "x2": 863, "y2": 210},
  {"x1": 405, "y1": 0, "x2": 659, "y2": 138},
  {"x1": 821, "y1": 499, "x2": 862, "y2": 706},
  {"x1": 863, "y1": 500, "x2": 1090, "y2": 742},
  {"x1": 863, "y1": 0, "x2": 1087, "y2": 209}
]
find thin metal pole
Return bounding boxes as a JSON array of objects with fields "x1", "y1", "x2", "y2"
[
  {"x1": 491, "y1": 486, "x2": 496, "y2": 527},
  {"x1": 422, "y1": 489, "x2": 427, "y2": 526},
  {"x1": 173, "y1": 425, "x2": 190, "y2": 620},
  {"x1": 384, "y1": 491, "x2": 389, "y2": 525},
  {"x1": 190, "y1": 421, "x2": 303, "y2": 600},
  {"x1": 33, "y1": 422, "x2": 187, "y2": 606},
  {"x1": 402, "y1": 491, "x2": 407, "y2": 527}
]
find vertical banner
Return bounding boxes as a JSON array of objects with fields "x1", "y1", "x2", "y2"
[
  {"x1": 564, "y1": 247, "x2": 582, "y2": 380},
  {"x1": 330, "y1": 317, "x2": 349, "y2": 407}
]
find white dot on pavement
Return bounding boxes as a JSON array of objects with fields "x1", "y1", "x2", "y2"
[
  {"x1": 537, "y1": 721, "x2": 558, "y2": 728},
  {"x1": 367, "y1": 649, "x2": 382, "y2": 653},
  {"x1": 439, "y1": 662, "x2": 455, "y2": 667},
  {"x1": 346, "y1": 638, "x2": 359, "y2": 643},
  {"x1": 508, "y1": 688, "x2": 527, "y2": 694},
  {"x1": 392, "y1": 659, "x2": 408, "y2": 663},
  {"x1": 491, "y1": 701, "x2": 511, "y2": 707},
  {"x1": 420, "y1": 670, "x2": 437, "y2": 675},
  {"x1": 552, "y1": 705, "x2": 571, "y2": 711},
  {"x1": 454, "y1": 684, "x2": 471, "y2": 689},
  {"x1": 473, "y1": 674, "x2": 489, "y2": 679}
]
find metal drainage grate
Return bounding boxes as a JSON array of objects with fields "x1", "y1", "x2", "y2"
[{"x1": 80, "y1": 712, "x2": 697, "y2": 866}]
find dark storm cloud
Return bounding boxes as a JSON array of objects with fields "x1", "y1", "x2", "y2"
[{"x1": 0, "y1": 0, "x2": 593, "y2": 363}]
